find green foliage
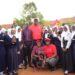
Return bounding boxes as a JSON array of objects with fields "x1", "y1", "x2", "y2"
[
  {"x1": 13, "y1": 18, "x2": 25, "y2": 27},
  {"x1": 14, "y1": 2, "x2": 43, "y2": 27}
]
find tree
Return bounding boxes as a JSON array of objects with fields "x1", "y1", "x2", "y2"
[
  {"x1": 14, "y1": 2, "x2": 43, "y2": 27},
  {"x1": 41, "y1": 20, "x2": 50, "y2": 26},
  {"x1": 22, "y1": 2, "x2": 43, "y2": 24},
  {"x1": 13, "y1": 18, "x2": 25, "y2": 27}
]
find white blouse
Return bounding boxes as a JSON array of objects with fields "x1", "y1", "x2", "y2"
[
  {"x1": 71, "y1": 31, "x2": 75, "y2": 40},
  {"x1": 61, "y1": 31, "x2": 72, "y2": 49}
]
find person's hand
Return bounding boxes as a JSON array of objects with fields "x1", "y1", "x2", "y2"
[
  {"x1": 24, "y1": 45, "x2": 26, "y2": 47},
  {"x1": 0, "y1": 40, "x2": 4, "y2": 42},
  {"x1": 43, "y1": 60, "x2": 46, "y2": 64},
  {"x1": 42, "y1": 60, "x2": 46, "y2": 68},
  {"x1": 17, "y1": 51, "x2": 20, "y2": 54},
  {"x1": 64, "y1": 48, "x2": 68, "y2": 52},
  {"x1": 34, "y1": 55, "x2": 38, "y2": 57},
  {"x1": 62, "y1": 48, "x2": 66, "y2": 52},
  {"x1": 62, "y1": 48, "x2": 68, "y2": 52},
  {"x1": 46, "y1": 58, "x2": 49, "y2": 62},
  {"x1": 20, "y1": 44, "x2": 23, "y2": 49}
]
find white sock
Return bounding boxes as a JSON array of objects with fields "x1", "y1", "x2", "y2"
[
  {"x1": 65, "y1": 70, "x2": 68, "y2": 74},
  {"x1": 0, "y1": 72, "x2": 3, "y2": 75}
]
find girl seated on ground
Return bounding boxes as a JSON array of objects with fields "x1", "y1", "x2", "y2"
[
  {"x1": 43, "y1": 38, "x2": 59, "y2": 71},
  {"x1": 31, "y1": 39, "x2": 44, "y2": 71}
]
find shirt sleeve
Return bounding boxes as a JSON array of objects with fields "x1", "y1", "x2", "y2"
[
  {"x1": 21, "y1": 30, "x2": 24, "y2": 42},
  {"x1": 66, "y1": 33, "x2": 72, "y2": 49},
  {"x1": 61, "y1": 34, "x2": 64, "y2": 48},
  {"x1": 31, "y1": 46, "x2": 36, "y2": 56}
]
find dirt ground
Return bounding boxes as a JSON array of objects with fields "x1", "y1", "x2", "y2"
[{"x1": 18, "y1": 67, "x2": 75, "y2": 75}]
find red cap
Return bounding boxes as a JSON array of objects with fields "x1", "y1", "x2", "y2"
[
  {"x1": 36, "y1": 39, "x2": 42, "y2": 43},
  {"x1": 45, "y1": 38, "x2": 51, "y2": 41}
]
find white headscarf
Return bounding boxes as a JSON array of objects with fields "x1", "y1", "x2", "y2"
[
  {"x1": 62, "y1": 25, "x2": 70, "y2": 38},
  {"x1": 61, "y1": 24, "x2": 71, "y2": 49},
  {"x1": 0, "y1": 30, "x2": 2, "y2": 34},
  {"x1": 16, "y1": 26, "x2": 20, "y2": 31},
  {"x1": 0, "y1": 28, "x2": 6, "y2": 34},
  {"x1": 64, "y1": 24, "x2": 70, "y2": 33},
  {"x1": 1, "y1": 28, "x2": 6, "y2": 33},
  {"x1": 8, "y1": 28, "x2": 15, "y2": 38},
  {"x1": 15, "y1": 26, "x2": 21, "y2": 42}
]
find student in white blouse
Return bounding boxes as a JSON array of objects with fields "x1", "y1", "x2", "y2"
[
  {"x1": 61, "y1": 24, "x2": 73, "y2": 75},
  {"x1": 71, "y1": 25, "x2": 75, "y2": 72},
  {"x1": 15, "y1": 26, "x2": 23, "y2": 69}
]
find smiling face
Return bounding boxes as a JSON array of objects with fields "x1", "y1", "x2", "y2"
[
  {"x1": 45, "y1": 40, "x2": 51, "y2": 45},
  {"x1": 34, "y1": 19, "x2": 38, "y2": 25},
  {"x1": 64, "y1": 26, "x2": 68, "y2": 32},
  {"x1": 18, "y1": 28, "x2": 21, "y2": 32},
  {"x1": 72, "y1": 26, "x2": 75, "y2": 31},
  {"x1": 36, "y1": 41, "x2": 41, "y2": 47}
]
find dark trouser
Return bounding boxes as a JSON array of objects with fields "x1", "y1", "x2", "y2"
[
  {"x1": 23, "y1": 45, "x2": 32, "y2": 66},
  {"x1": 17, "y1": 42, "x2": 23, "y2": 65},
  {"x1": 47, "y1": 57, "x2": 58, "y2": 68},
  {"x1": 33, "y1": 40, "x2": 37, "y2": 46},
  {"x1": 17, "y1": 50, "x2": 23, "y2": 65},
  {"x1": 71, "y1": 41, "x2": 75, "y2": 71},
  {"x1": 5, "y1": 47, "x2": 9, "y2": 68},
  {"x1": 7, "y1": 47, "x2": 18, "y2": 73},
  {"x1": 62, "y1": 40, "x2": 73, "y2": 72},
  {"x1": 32, "y1": 56, "x2": 43, "y2": 68},
  {"x1": 32, "y1": 57, "x2": 38, "y2": 67},
  {"x1": 62, "y1": 50, "x2": 73, "y2": 72}
]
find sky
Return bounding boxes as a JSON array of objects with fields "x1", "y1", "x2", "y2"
[{"x1": 0, "y1": 0, "x2": 75, "y2": 24}]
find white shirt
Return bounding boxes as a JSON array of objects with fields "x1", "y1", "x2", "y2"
[
  {"x1": 61, "y1": 31, "x2": 72, "y2": 49},
  {"x1": 7, "y1": 28, "x2": 16, "y2": 38},
  {"x1": 53, "y1": 32, "x2": 57, "y2": 37},
  {"x1": 45, "y1": 33, "x2": 49, "y2": 38},
  {"x1": 15, "y1": 31, "x2": 21, "y2": 42},
  {"x1": 71, "y1": 31, "x2": 75, "y2": 40}
]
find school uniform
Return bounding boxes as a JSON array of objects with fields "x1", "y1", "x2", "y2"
[
  {"x1": 7, "y1": 36, "x2": 18, "y2": 74},
  {"x1": 71, "y1": 31, "x2": 75, "y2": 71},
  {"x1": 0, "y1": 33, "x2": 6, "y2": 73},
  {"x1": 15, "y1": 30, "x2": 23, "y2": 67},
  {"x1": 43, "y1": 30, "x2": 49, "y2": 45},
  {"x1": 51, "y1": 35, "x2": 62, "y2": 66},
  {"x1": 61, "y1": 26, "x2": 73, "y2": 73},
  {"x1": 4, "y1": 32, "x2": 12, "y2": 69},
  {"x1": 43, "y1": 30, "x2": 53, "y2": 45}
]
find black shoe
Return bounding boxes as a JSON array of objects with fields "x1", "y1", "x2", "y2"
[
  {"x1": 4, "y1": 70, "x2": 9, "y2": 74},
  {"x1": 50, "y1": 67, "x2": 56, "y2": 71},
  {"x1": 24, "y1": 65, "x2": 27, "y2": 69},
  {"x1": 29, "y1": 64, "x2": 33, "y2": 67},
  {"x1": 64, "y1": 73, "x2": 68, "y2": 75},
  {"x1": 13, "y1": 72, "x2": 18, "y2": 75},
  {"x1": 8, "y1": 72, "x2": 13, "y2": 75}
]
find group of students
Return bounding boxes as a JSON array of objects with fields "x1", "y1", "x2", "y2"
[{"x1": 0, "y1": 18, "x2": 75, "y2": 75}]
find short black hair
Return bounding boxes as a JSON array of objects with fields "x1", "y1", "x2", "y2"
[{"x1": 34, "y1": 18, "x2": 38, "y2": 22}]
